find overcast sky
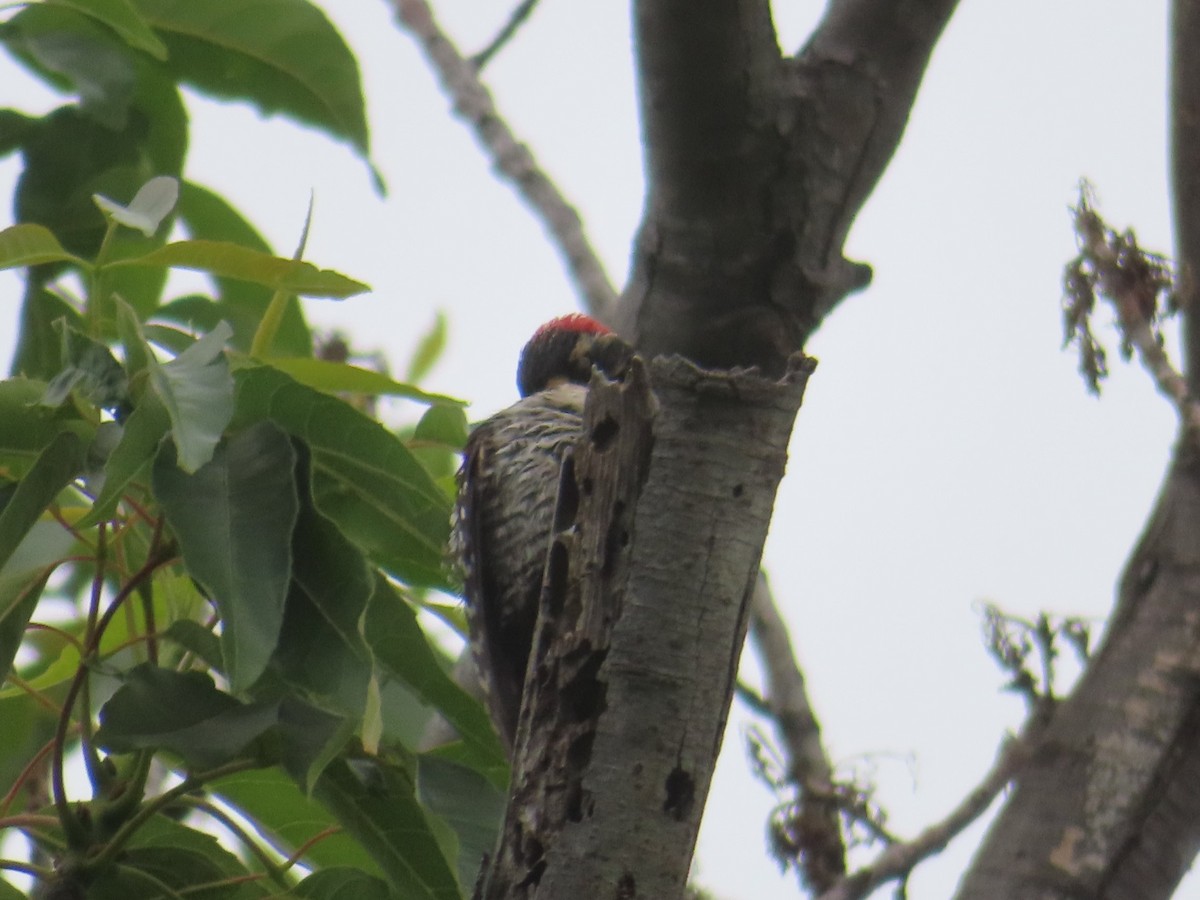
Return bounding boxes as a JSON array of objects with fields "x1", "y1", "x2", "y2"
[{"x1": 0, "y1": 2, "x2": 1188, "y2": 898}]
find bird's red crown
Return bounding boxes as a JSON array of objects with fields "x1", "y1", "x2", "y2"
[{"x1": 530, "y1": 313, "x2": 610, "y2": 342}]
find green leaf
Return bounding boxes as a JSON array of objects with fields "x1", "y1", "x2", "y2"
[
  {"x1": 0, "y1": 109, "x2": 39, "y2": 159},
  {"x1": 406, "y1": 312, "x2": 448, "y2": 385},
  {"x1": 110, "y1": 239, "x2": 370, "y2": 297},
  {"x1": 3, "y1": 4, "x2": 138, "y2": 130},
  {"x1": 40, "y1": 320, "x2": 130, "y2": 412},
  {"x1": 259, "y1": 357, "x2": 465, "y2": 406},
  {"x1": 212, "y1": 768, "x2": 384, "y2": 878},
  {"x1": 314, "y1": 756, "x2": 461, "y2": 900},
  {"x1": 366, "y1": 579, "x2": 506, "y2": 778},
  {"x1": 161, "y1": 619, "x2": 223, "y2": 671},
  {"x1": 234, "y1": 367, "x2": 452, "y2": 587},
  {"x1": 131, "y1": 0, "x2": 370, "y2": 160},
  {"x1": 85, "y1": 814, "x2": 260, "y2": 900},
  {"x1": 142, "y1": 322, "x2": 198, "y2": 355},
  {"x1": 0, "y1": 431, "x2": 85, "y2": 575},
  {"x1": 414, "y1": 404, "x2": 469, "y2": 449},
  {"x1": 175, "y1": 180, "x2": 311, "y2": 356},
  {"x1": 0, "y1": 567, "x2": 55, "y2": 684},
  {"x1": 408, "y1": 404, "x2": 468, "y2": 486},
  {"x1": 80, "y1": 390, "x2": 169, "y2": 526},
  {"x1": 96, "y1": 664, "x2": 278, "y2": 769},
  {"x1": 45, "y1": 0, "x2": 168, "y2": 60},
  {"x1": 0, "y1": 378, "x2": 91, "y2": 469},
  {"x1": 270, "y1": 446, "x2": 372, "y2": 719},
  {"x1": 153, "y1": 422, "x2": 298, "y2": 690},
  {"x1": 147, "y1": 321, "x2": 235, "y2": 473},
  {"x1": 418, "y1": 756, "x2": 505, "y2": 889},
  {"x1": 294, "y1": 868, "x2": 393, "y2": 900},
  {"x1": 10, "y1": 286, "x2": 83, "y2": 380},
  {"x1": 275, "y1": 697, "x2": 352, "y2": 791},
  {"x1": 114, "y1": 294, "x2": 150, "y2": 380},
  {"x1": 0, "y1": 224, "x2": 86, "y2": 270}
]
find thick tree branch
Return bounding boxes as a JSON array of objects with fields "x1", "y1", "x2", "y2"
[
  {"x1": 1172, "y1": 0, "x2": 1200, "y2": 393},
  {"x1": 616, "y1": 0, "x2": 960, "y2": 376},
  {"x1": 390, "y1": 0, "x2": 617, "y2": 321},
  {"x1": 632, "y1": 0, "x2": 780, "y2": 218},
  {"x1": 795, "y1": 0, "x2": 959, "y2": 294}
]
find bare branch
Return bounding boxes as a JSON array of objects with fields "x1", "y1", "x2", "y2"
[
  {"x1": 389, "y1": 0, "x2": 617, "y2": 321},
  {"x1": 747, "y1": 572, "x2": 846, "y2": 890},
  {"x1": 471, "y1": 0, "x2": 541, "y2": 71},
  {"x1": 1171, "y1": 0, "x2": 1200, "y2": 391},
  {"x1": 820, "y1": 725, "x2": 1042, "y2": 900},
  {"x1": 749, "y1": 574, "x2": 836, "y2": 798}
]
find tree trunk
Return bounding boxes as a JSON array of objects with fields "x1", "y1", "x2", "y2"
[{"x1": 481, "y1": 355, "x2": 815, "y2": 898}]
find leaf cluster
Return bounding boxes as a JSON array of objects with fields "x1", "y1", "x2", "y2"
[{"x1": 0, "y1": 4, "x2": 500, "y2": 898}]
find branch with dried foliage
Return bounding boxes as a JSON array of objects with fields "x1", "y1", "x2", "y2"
[
  {"x1": 820, "y1": 723, "x2": 1043, "y2": 900},
  {"x1": 746, "y1": 573, "x2": 846, "y2": 892},
  {"x1": 389, "y1": 0, "x2": 617, "y2": 321},
  {"x1": 1063, "y1": 185, "x2": 1200, "y2": 433}
]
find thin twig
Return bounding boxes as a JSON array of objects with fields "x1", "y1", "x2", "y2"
[
  {"x1": 389, "y1": 0, "x2": 618, "y2": 322},
  {"x1": 81, "y1": 523, "x2": 108, "y2": 795},
  {"x1": 0, "y1": 738, "x2": 56, "y2": 816},
  {"x1": 818, "y1": 724, "x2": 1042, "y2": 900},
  {"x1": 174, "y1": 796, "x2": 293, "y2": 891},
  {"x1": 748, "y1": 572, "x2": 846, "y2": 890},
  {"x1": 472, "y1": 0, "x2": 541, "y2": 71},
  {"x1": 51, "y1": 522, "x2": 168, "y2": 843}
]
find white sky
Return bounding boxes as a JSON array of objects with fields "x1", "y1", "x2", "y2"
[{"x1": 1, "y1": 2, "x2": 1191, "y2": 898}]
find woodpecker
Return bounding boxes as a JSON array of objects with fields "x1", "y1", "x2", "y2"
[{"x1": 452, "y1": 314, "x2": 631, "y2": 751}]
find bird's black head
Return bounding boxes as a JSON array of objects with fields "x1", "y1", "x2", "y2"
[{"x1": 516, "y1": 314, "x2": 632, "y2": 397}]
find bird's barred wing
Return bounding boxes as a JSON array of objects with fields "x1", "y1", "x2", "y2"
[
  {"x1": 454, "y1": 424, "x2": 528, "y2": 751},
  {"x1": 451, "y1": 388, "x2": 587, "y2": 752}
]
